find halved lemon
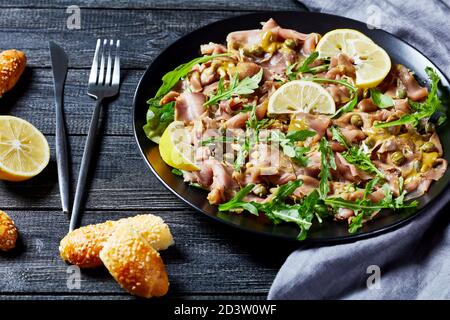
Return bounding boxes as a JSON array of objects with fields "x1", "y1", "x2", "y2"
[
  {"x1": 268, "y1": 80, "x2": 335, "y2": 115},
  {"x1": 316, "y1": 29, "x2": 391, "y2": 88},
  {"x1": 0, "y1": 116, "x2": 50, "y2": 181},
  {"x1": 159, "y1": 121, "x2": 200, "y2": 171}
]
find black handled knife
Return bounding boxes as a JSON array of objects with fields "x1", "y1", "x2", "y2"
[{"x1": 49, "y1": 41, "x2": 70, "y2": 215}]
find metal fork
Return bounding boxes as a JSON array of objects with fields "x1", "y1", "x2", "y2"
[{"x1": 69, "y1": 39, "x2": 120, "y2": 231}]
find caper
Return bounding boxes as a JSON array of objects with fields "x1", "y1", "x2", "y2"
[
  {"x1": 395, "y1": 87, "x2": 407, "y2": 99},
  {"x1": 421, "y1": 141, "x2": 436, "y2": 153},
  {"x1": 365, "y1": 137, "x2": 376, "y2": 148},
  {"x1": 252, "y1": 184, "x2": 268, "y2": 197},
  {"x1": 391, "y1": 151, "x2": 406, "y2": 166},
  {"x1": 283, "y1": 38, "x2": 296, "y2": 49},
  {"x1": 314, "y1": 203, "x2": 329, "y2": 217},
  {"x1": 350, "y1": 114, "x2": 363, "y2": 127},
  {"x1": 244, "y1": 45, "x2": 264, "y2": 57}
]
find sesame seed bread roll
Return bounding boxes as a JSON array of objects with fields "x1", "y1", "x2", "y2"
[
  {"x1": 100, "y1": 224, "x2": 169, "y2": 298},
  {"x1": 0, "y1": 210, "x2": 18, "y2": 251},
  {"x1": 59, "y1": 214, "x2": 174, "y2": 268},
  {"x1": 0, "y1": 50, "x2": 26, "y2": 97}
]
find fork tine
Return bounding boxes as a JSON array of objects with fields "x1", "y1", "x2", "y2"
[
  {"x1": 105, "y1": 40, "x2": 113, "y2": 86},
  {"x1": 112, "y1": 40, "x2": 120, "y2": 86},
  {"x1": 98, "y1": 39, "x2": 107, "y2": 85},
  {"x1": 88, "y1": 39, "x2": 101, "y2": 85}
]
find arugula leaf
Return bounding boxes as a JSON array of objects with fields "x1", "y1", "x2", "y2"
[
  {"x1": 218, "y1": 184, "x2": 259, "y2": 215},
  {"x1": 325, "y1": 182, "x2": 418, "y2": 233},
  {"x1": 143, "y1": 101, "x2": 175, "y2": 143},
  {"x1": 151, "y1": 54, "x2": 228, "y2": 101},
  {"x1": 370, "y1": 88, "x2": 394, "y2": 108},
  {"x1": 201, "y1": 136, "x2": 237, "y2": 146},
  {"x1": 331, "y1": 126, "x2": 384, "y2": 177},
  {"x1": 269, "y1": 130, "x2": 315, "y2": 166},
  {"x1": 143, "y1": 54, "x2": 228, "y2": 143},
  {"x1": 204, "y1": 68, "x2": 263, "y2": 106},
  {"x1": 220, "y1": 180, "x2": 324, "y2": 240},
  {"x1": 171, "y1": 168, "x2": 183, "y2": 176},
  {"x1": 375, "y1": 67, "x2": 446, "y2": 128},
  {"x1": 234, "y1": 135, "x2": 250, "y2": 171},
  {"x1": 318, "y1": 137, "x2": 336, "y2": 199},
  {"x1": 286, "y1": 52, "x2": 329, "y2": 80}
]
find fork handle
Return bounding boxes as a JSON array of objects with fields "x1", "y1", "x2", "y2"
[{"x1": 70, "y1": 98, "x2": 103, "y2": 231}]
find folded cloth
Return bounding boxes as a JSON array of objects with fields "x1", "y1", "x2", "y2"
[{"x1": 269, "y1": 0, "x2": 450, "y2": 299}]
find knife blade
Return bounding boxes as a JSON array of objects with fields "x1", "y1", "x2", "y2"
[{"x1": 49, "y1": 41, "x2": 70, "y2": 215}]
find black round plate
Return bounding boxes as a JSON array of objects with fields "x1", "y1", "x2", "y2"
[{"x1": 133, "y1": 11, "x2": 450, "y2": 242}]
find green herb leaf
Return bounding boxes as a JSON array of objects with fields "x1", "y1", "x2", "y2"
[
  {"x1": 171, "y1": 168, "x2": 183, "y2": 176},
  {"x1": 152, "y1": 54, "x2": 228, "y2": 100},
  {"x1": 218, "y1": 184, "x2": 259, "y2": 215},
  {"x1": 318, "y1": 137, "x2": 336, "y2": 199},
  {"x1": 370, "y1": 88, "x2": 394, "y2": 108},
  {"x1": 331, "y1": 127, "x2": 384, "y2": 177},
  {"x1": 143, "y1": 101, "x2": 175, "y2": 143},
  {"x1": 375, "y1": 67, "x2": 446, "y2": 128},
  {"x1": 269, "y1": 130, "x2": 315, "y2": 166},
  {"x1": 286, "y1": 52, "x2": 329, "y2": 80},
  {"x1": 204, "y1": 68, "x2": 263, "y2": 106}
]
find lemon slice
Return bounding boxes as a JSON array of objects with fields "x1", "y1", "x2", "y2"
[
  {"x1": 316, "y1": 29, "x2": 391, "y2": 88},
  {"x1": 316, "y1": 29, "x2": 374, "y2": 58},
  {"x1": 159, "y1": 121, "x2": 200, "y2": 171},
  {"x1": 346, "y1": 38, "x2": 391, "y2": 88},
  {"x1": 0, "y1": 116, "x2": 50, "y2": 181},
  {"x1": 268, "y1": 80, "x2": 336, "y2": 115}
]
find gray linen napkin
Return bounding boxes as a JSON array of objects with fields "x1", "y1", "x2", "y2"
[{"x1": 268, "y1": 0, "x2": 450, "y2": 299}]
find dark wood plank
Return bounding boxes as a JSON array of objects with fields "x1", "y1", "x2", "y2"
[
  {"x1": 0, "y1": 68, "x2": 142, "y2": 136},
  {"x1": 0, "y1": 0, "x2": 302, "y2": 11},
  {"x1": 0, "y1": 210, "x2": 297, "y2": 296},
  {"x1": 0, "y1": 135, "x2": 189, "y2": 210},
  {"x1": 0, "y1": 7, "x2": 305, "y2": 69}
]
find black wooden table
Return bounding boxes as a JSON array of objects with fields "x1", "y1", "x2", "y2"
[{"x1": 0, "y1": 0, "x2": 307, "y2": 300}]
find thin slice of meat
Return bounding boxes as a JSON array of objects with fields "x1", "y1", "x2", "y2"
[
  {"x1": 405, "y1": 178, "x2": 432, "y2": 200},
  {"x1": 429, "y1": 132, "x2": 444, "y2": 156},
  {"x1": 159, "y1": 91, "x2": 179, "y2": 105},
  {"x1": 339, "y1": 127, "x2": 366, "y2": 143},
  {"x1": 207, "y1": 161, "x2": 234, "y2": 204},
  {"x1": 291, "y1": 113, "x2": 331, "y2": 142},
  {"x1": 358, "y1": 98, "x2": 378, "y2": 112},
  {"x1": 188, "y1": 71, "x2": 203, "y2": 92},
  {"x1": 397, "y1": 64, "x2": 428, "y2": 101},
  {"x1": 422, "y1": 158, "x2": 447, "y2": 181},
  {"x1": 326, "y1": 54, "x2": 356, "y2": 79},
  {"x1": 225, "y1": 101, "x2": 268, "y2": 129},
  {"x1": 175, "y1": 92, "x2": 207, "y2": 123},
  {"x1": 200, "y1": 42, "x2": 227, "y2": 55},
  {"x1": 226, "y1": 29, "x2": 261, "y2": 50},
  {"x1": 231, "y1": 62, "x2": 262, "y2": 80},
  {"x1": 293, "y1": 175, "x2": 320, "y2": 197},
  {"x1": 334, "y1": 152, "x2": 373, "y2": 182}
]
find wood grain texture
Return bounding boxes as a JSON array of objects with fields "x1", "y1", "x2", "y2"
[
  {"x1": 0, "y1": 7, "x2": 308, "y2": 69},
  {"x1": 0, "y1": 68, "x2": 142, "y2": 136},
  {"x1": 0, "y1": 210, "x2": 298, "y2": 297},
  {"x1": 0, "y1": 0, "x2": 303, "y2": 11},
  {"x1": 0, "y1": 2, "x2": 308, "y2": 299}
]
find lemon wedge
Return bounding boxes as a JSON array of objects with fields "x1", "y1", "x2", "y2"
[
  {"x1": 316, "y1": 29, "x2": 391, "y2": 88},
  {"x1": 159, "y1": 121, "x2": 200, "y2": 171},
  {"x1": 268, "y1": 80, "x2": 336, "y2": 115},
  {"x1": 0, "y1": 116, "x2": 50, "y2": 181}
]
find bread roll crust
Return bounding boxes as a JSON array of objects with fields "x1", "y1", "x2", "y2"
[
  {"x1": 99, "y1": 224, "x2": 169, "y2": 298},
  {"x1": 0, "y1": 49, "x2": 26, "y2": 97},
  {"x1": 0, "y1": 210, "x2": 18, "y2": 251},
  {"x1": 59, "y1": 214, "x2": 174, "y2": 268}
]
